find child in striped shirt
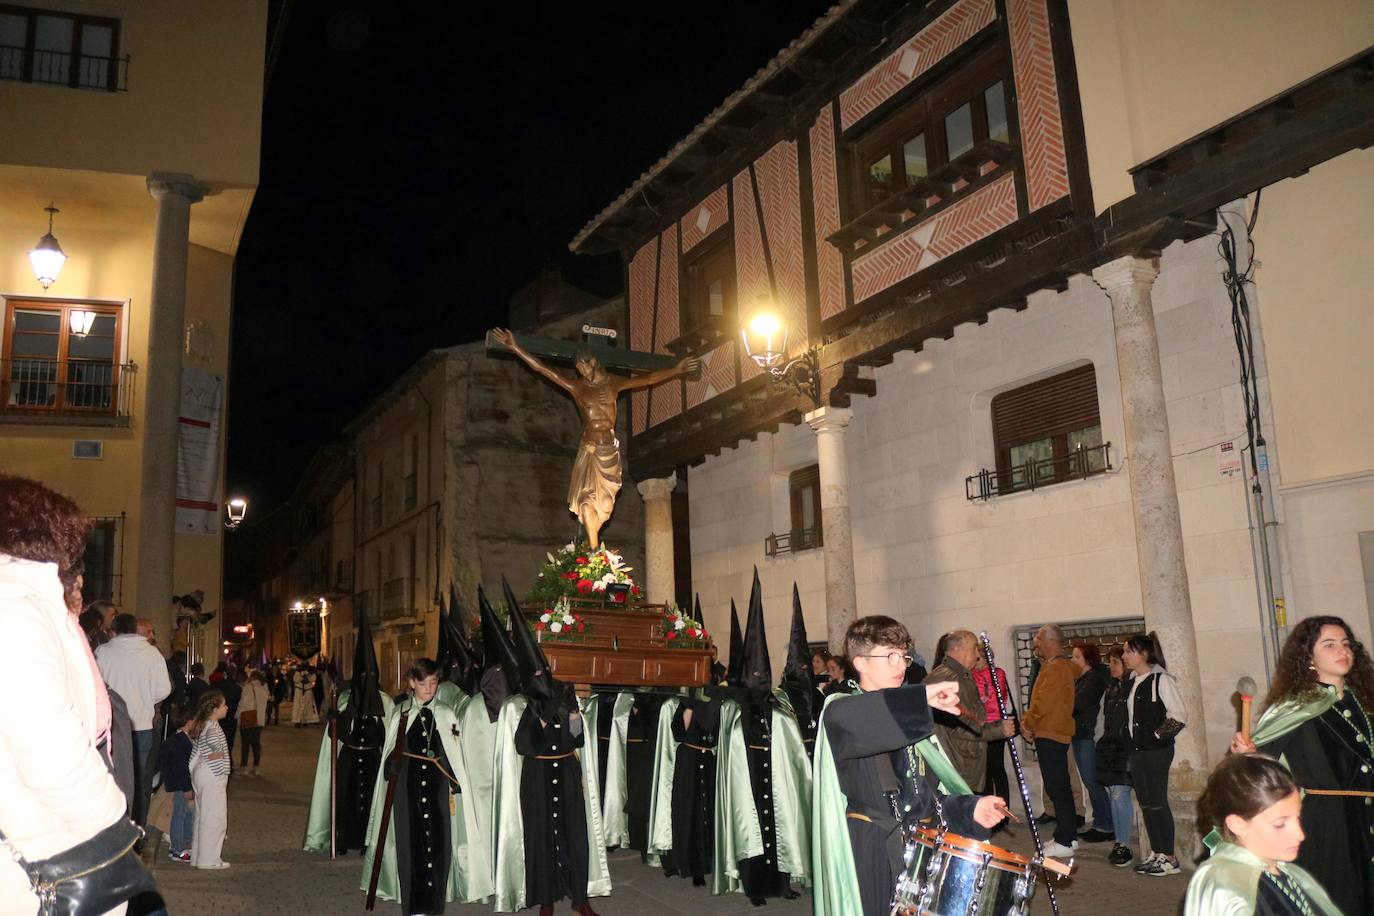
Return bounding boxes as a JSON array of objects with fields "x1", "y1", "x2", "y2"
[{"x1": 188, "y1": 690, "x2": 231, "y2": 868}]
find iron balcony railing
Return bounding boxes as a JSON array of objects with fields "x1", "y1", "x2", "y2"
[
  {"x1": 966, "y1": 442, "x2": 1113, "y2": 501},
  {"x1": 764, "y1": 525, "x2": 823, "y2": 558},
  {"x1": 2, "y1": 358, "x2": 136, "y2": 422},
  {"x1": 381, "y1": 577, "x2": 414, "y2": 620},
  {"x1": 0, "y1": 45, "x2": 129, "y2": 91}
]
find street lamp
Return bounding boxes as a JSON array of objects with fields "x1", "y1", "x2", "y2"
[
  {"x1": 69, "y1": 309, "x2": 96, "y2": 337},
  {"x1": 225, "y1": 497, "x2": 248, "y2": 529},
  {"x1": 29, "y1": 203, "x2": 67, "y2": 290},
  {"x1": 740, "y1": 301, "x2": 821, "y2": 409}
]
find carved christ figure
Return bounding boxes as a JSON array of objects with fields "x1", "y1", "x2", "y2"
[{"x1": 492, "y1": 328, "x2": 699, "y2": 549}]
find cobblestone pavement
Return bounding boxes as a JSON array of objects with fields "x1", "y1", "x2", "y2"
[{"x1": 149, "y1": 722, "x2": 1188, "y2": 915}]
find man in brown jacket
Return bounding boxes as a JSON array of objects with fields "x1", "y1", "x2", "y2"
[
  {"x1": 1020, "y1": 623, "x2": 1079, "y2": 856},
  {"x1": 924, "y1": 630, "x2": 1014, "y2": 791}
]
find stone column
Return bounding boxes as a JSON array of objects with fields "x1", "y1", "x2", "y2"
[
  {"x1": 636, "y1": 475, "x2": 677, "y2": 606},
  {"x1": 136, "y1": 174, "x2": 205, "y2": 643},
  {"x1": 805, "y1": 406, "x2": 857, "y2": 652},
  {"x1": 1094, "y1": 255, "x2": 1209, "y2": 854}
]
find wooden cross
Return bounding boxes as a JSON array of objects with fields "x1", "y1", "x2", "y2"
[{"x1": 484, "y1": 325, "x2": 698, "y2": 378}]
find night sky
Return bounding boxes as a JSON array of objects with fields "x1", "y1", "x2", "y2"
[{"x1": 229, "y1": 2, "x2": 836, "y2": 511}]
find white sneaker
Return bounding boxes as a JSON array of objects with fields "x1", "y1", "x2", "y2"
[
  {"x1": 1041, "y1": 840, "x2": 1078, "y2": 858},
  {"x1": 196, "y1": 861, "x2": 230, "y2": 870},
  {"x1": 1134, "y1": 852, "x2": 1162, "y2": 873}
]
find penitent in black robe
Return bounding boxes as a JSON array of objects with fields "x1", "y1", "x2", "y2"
[
  {"x1": 1258, "y1": 692, "x2": 1374, "y2": 916},
  {"x1": 515, "y1": 703, "x2": 591, "y2": 907},
  {"x1": 625, "y1": 693, "x2": 666, "y2": 855},
  {"x1": 391, "y1": 705, "x2": 456, "y2": 916},
  {"x1": 824, "y1": 686, "x2": 986, "y2": 916},
  {"x1": 663, "y1": 694, "x2": 720, "y2": 882},
  {"x1": 336, "y1": 709, "x2": 385, "y2": 853},
  {"x1": 736, "y1": 690, "x2": 793, "y2": 900}
]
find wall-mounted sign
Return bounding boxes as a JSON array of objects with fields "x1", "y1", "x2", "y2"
[
  {"x1": 1217, "y1": 441, "x2": 1243, "y2": 479},
  {"x1": 582, "y1": 325, "x2": 617, "y2": 339}
]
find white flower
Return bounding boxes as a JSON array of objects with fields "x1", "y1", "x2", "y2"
[
  {"x1": 540, "y1": 613, "x2": 552, "y2": 623},
  {"x1": 600, "y1": 572, "x2": 617, "y2": 585},
  {"x1": 591, "y1": 580, "x2": 607, "y2": 592},
  {"x1": 550, "y1": 621, "x2": 563, "y2": 633},
  {"x1": 562, "y1": 613, "x2": 575, "y2": 626},
  {"x1": 547, "y1": 552, "x2": 556, "y2": 564},
  {"x1": 674, "y1": 618, "x2": 686, "y2": 630}
]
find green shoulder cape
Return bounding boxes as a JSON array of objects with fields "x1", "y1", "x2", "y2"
[
  {"x1": 490, "y1": 694, "x2": 611, "y2": 912},
  {"x1": 302, "y1": 687, "x2": 394, "y2": 853},
  {"x1": 595, "y1": 692, "x2": 637, "y2": 849},
  {"x1": 810, "y1": 689, "x2": 970, "y2": 915},
  {"x1": 645, "y1": 696, "x2": 682, "y2": 862},
  {"x1": 711, "y1": 690, "x2": 813, "y2": 895},
  {"x1": 1253, "y1": 691, "x2": 1338, "y2": 748},
  {"x1": 1184, "y1": 839, "x2": 1342, "y2": 915},
  {"x1": 357, "y1": 695, "x2": 494, "y2": 904}
]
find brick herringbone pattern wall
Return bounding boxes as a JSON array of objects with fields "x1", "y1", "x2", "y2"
[
  {"x1": 809, "y1": 105, "x2": 846, "y2": 321},
  {"x1": 680, "y1": 185, "x2": 729, "y2": 254},
  {"x1": 1008, "y1": 0, "x2": 1070, "y2": 210},
  {"x1": 629, "y1": 239, "x2": 657, "y2": 434},
  {"x1": 851, "y1": 172, "x2": 1017, "y2": 302},
  {"x1": 649, "y1": 225, "x2": 684, "y2": 427},
  {"x1": 839, "y1": 0, "x2": 995, "y2": 130},
  {"x1": 687, "y1": 339, "x2": 737, "y2": 409}
]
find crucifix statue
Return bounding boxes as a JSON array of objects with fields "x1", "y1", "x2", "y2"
[{"x1": 490, "y1": 327, "x2": 699, "y2": 549}]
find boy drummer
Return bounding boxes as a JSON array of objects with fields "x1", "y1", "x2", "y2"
[{"x1": 812, "y1": 615, "x2": 1011, "y2": 916}]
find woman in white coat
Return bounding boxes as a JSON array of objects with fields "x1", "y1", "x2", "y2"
[{"x1": 0, "y1": 475, "x2": 133, "y2": 916}]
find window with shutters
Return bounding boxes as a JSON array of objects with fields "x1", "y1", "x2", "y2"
[
  {"x1": 766, "y1": 465, "x2": 824, "y2": 556},
  {"x1": 969, "y1": 365, "x2": 1110, "y2": 499}
]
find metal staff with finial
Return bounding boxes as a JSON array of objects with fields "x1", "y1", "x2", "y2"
[
  {"x1": 1237, "y1": 676, "x2": 1258, "y2": 745},
  {"x1": 979, "y1": 631, "x2": 1065, "y2": 916}
]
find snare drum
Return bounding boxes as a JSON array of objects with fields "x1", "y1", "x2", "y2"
[{"x1": 890, "y1": 827, "x2": 1037, "y2": 916}]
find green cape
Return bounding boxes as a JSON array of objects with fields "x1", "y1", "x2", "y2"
[
  {"x1": 1184, "y1": 839, "x2": 1342, "y2": 915},
  {"x1": 595, "y1": 692, "x2": 636, "y2": 849},
  {"x1": 711, "y1": 690, "x2": 813, "y2": 895},
  {"x1": 1253, "y1": 691, "x2": 1339, "y2": 748},
  {"x1": 357, "y1": 695, "x2": 494, "y2": 904},
  {"x1": 490, "y1": 694, "x2": 611, "y2": 912},
  {"x1": 302, "y1": 687, "x2": 394, "y2": 853},
  {"x1": 810, "y1": 689, "x2": 971, "y2": 915},
  {"x1": 453, "y1": 689, "x2": 499, "y2": 846},
  {"x1": 645, "y1": 697, "x2": 682, "y2": 863}
]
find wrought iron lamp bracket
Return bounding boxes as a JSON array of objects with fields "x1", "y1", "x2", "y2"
[{"x1": 767, "y1": 348, "x2": 821, "y2": 410}]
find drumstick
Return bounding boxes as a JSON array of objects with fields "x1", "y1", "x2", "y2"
[
  {"x1": 978, "y1": 632, "x2": 1062, "y2": 916},
  {"x1": 1237, "y1": 676, "x2": 1257, "y2": 745}
]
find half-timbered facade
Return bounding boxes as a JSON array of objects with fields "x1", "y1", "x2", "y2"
[{"x1": 574, "y1": 0, "x2": 1374, "y2": 849}]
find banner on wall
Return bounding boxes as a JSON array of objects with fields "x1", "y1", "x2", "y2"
[{"x1": 175, "y1": 366, "x2": 225, "y2": 535}]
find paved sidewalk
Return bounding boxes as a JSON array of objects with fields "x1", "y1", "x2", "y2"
[{"x1": 150, "y1": 723, "x2": 1188, "y2": 915}]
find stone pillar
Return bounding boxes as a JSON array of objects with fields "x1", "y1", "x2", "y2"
[
  {"x1": 1094, "y1": 255, "x2": 1209, "y2": 855},
  {"x1": 636, "y1": 475, "x2": 677, "y2": 606},
  {"x1": 805, "y1": 406, "x2": 857, "y2": 652},
  {"x1": 136, "y1": 174, "x2": 205, "y2": 643}
]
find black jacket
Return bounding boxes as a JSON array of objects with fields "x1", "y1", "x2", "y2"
[
  {"x1": 1072, "y1": 665, "x2": 1109, "y2": 740},
  {"x1": 1095, "y1": 675, "x2": 1131, "y2": 786}
]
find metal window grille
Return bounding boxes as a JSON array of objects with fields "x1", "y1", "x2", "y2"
[
  {"x1": 80, "y1": 513, "x2": 124, "y2": 605},
  {"x1": 1010, "y1": 617, "x2": 1147, "y2": 715}
]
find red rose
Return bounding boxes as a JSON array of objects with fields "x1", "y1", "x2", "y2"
[
  {"x1": 666, "y1": 631, "x2": 676, "y2": 640},
  {"x1": 576, "y1": 556, "x2": 588, "y2": 565},
  {"x1": 563, "y1": 571, "x2": 579, "y2": 580},
  {"x1": 534, "y1": 621, "x2": 546, "y2": 631},
  {"x1": 611, "y1": 591, "x2": 625, "y2": 603},
  {"x1": 577, "y1": 622, "x2": 586, "y2": 632},
  {"x1": 576, "y1": 579, "x2": 594, "y2": 595},
  {"x1": 630, "y1": 585, "x2": 640, "y2": 597}
]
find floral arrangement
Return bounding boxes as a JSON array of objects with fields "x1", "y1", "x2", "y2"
[
  {"x1": 534, "y1": 597, "x2": 591, "y2": 643},
  {"x1": 661, "y1": 605, "x2": 709, "y2": 648},
  {"x1": 528, "y1": 541, "x2": 642, "y2": 606}
]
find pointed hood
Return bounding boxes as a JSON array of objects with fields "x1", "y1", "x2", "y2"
[
  {"x1": 741, "y1": 567, "x2": 771, "y2": 690},
  {"x1": 726, "y1": 599, "x2": 745, "y2": 684},
  {"x1": 437, "y1": 591, "x2": 479, "y2": 695},
  {"x1": 479, "y1": 585, "x2": 521, "y2": 694},
  {"x1": 503, "y1": 575, "x2": 575, "y2": 720},
  {"x1": 780, "y1": 583, "x2": 815, "y2": 726},
  {"x1": 451, "y1": 582, "x2": 483, "y2": 670},
  {"x1": 348, "y1": 603, "x2": 384, "y2": 720}
]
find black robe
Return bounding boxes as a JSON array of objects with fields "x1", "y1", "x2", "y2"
[
  {"x1": 391, "y1": 704, "x2": 456, "y2": 916},
  {"x1": 663, "y1": 694, "x2": 720, "y2": 881},
  {"x1": 336, "y1": 708, "x2": 385, "y2": 854},
  {"x1": 1258, "y1": 692, "x2": 1374, "y2": 916},
  {"x1": 515, "y1": 703, "x2": 591, "y2": 907},
  {"x1": 594, "y1": 693, "x2": 617, "y2": 802},
  {"x1": 625, "y1": 694, "x2": 666, "y2": 855},
  {"x1": 824, "y1": 686, "x2": 986, "y2": 916},
  {"x1": 736, "y1": 690, "x2": 792, "y2": 900}
]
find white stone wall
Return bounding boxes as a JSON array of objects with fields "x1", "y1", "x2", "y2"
[{"x1": 690, "y1": 217, "x2": 1281, "y2": 758}]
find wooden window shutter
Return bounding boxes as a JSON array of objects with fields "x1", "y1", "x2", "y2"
[{"x1": 991, "y1": 364, "x2": 1099, "y2": 449}]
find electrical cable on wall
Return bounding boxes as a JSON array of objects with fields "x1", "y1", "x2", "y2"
[{"x1": 1217, "y1": 191, "x2": 1264, "y2": 473}]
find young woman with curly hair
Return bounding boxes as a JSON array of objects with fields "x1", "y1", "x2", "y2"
[{"x1": 1231, "y1": 615, "x2": 1374, "y2": 915}]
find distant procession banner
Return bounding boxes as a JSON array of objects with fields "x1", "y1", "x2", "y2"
[{"x1": 175, "y1": 366, "x2": 225, "y2": 535}]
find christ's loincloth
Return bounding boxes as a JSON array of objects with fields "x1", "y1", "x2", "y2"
[{"x1": 569, "y1": 434, "x2": 621, "y2": 521}]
